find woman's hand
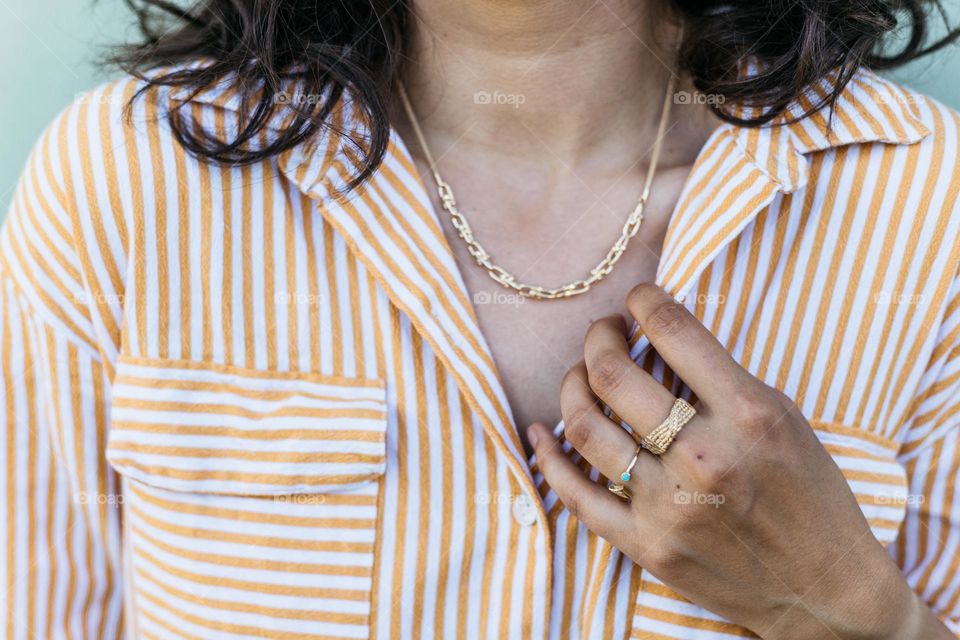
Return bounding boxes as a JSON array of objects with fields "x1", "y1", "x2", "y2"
[{"x1": 529, "y1": 283, "x2": 951, "y2": 640}]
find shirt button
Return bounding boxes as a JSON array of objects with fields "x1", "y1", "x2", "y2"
[{"x1": 511, "y1": 494, "x2": 538, "y2": 526}]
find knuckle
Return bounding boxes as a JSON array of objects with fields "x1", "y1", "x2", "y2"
[
  {"x1": 732, "y1": 395, "x2": 777, "y2": 434},
  {"x1": 759, "y1": 383, "x2": 795, "y2": 413},
  {"x1": 559, "y1": 487, "x2": 583, "y2": 522},
  {"x1": 768, "y1": 386, "x2": 792, "y2": 407},
  {"x1": 586, "y1": 350, "x2": 629, "y2": 396},
  {"x1": 693, "y1": 461, "x2": 732, "y2": 494},
  {"x1": 563, "y1": 406, "x2": 594, "y2": 449},
  {"x1": 778, "y1": 393, "x2": 802, "y2": 421},
  {"x1": 643, "y1": 300, "x2": 687, "y2": 340},
  {"x1": 676, "y1": 442, "x2": 736, "y2": 493},
  {"x1": 647, "y1": 545, "x2": 687, "y2": 577}
]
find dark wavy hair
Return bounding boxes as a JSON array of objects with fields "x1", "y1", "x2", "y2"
[{"x1": 111, "y1": 0, "x2": 959, "y2": 188}]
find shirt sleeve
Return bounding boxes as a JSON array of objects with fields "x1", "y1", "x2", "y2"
[
  {"x1": 0, "y1": 106, "x2": 124, "y2": 638},
  {"x1": 894, "y1": 272, "x2": 960, "y2": 636}
]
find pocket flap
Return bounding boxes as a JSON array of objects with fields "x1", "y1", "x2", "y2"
[{"x1": 107, "y1": 356, "x2": 388, "y2": 496}]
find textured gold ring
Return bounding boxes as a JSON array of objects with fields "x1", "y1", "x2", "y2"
[{"x1": 641, "y1": 398, "x2": 696, "y2": 456}]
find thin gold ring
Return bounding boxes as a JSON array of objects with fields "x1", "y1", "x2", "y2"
[
  {"x1": 618, "y1": 445, "x2": 643, "y2": 483},
  {"x1": 607, "y1": 480, "x2": 631, "y2": 500},
  {"x1": 608, "y1": 444, "x2": 643, "y2": 499}
]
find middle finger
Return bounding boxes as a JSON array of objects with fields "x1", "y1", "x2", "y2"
[{"x1": 560, "y1": 363, "x2": 656, "y2": 493}]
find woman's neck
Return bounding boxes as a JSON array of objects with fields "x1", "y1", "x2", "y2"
[{"x1": 400, "y1": 0, "x2": 709, "y2": 170}]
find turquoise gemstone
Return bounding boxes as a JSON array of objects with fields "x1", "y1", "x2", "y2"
[{"x1": 620, "y1": 472, "x2": 631, "y2": 482}]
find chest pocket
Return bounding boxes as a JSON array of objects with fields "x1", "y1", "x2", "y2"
[
  {"x1": 812, "y1": 421, "x2": 909, "y2": 546},
  {"x1": 107, "y1": 355, "x2": 387, "y2": 639}
]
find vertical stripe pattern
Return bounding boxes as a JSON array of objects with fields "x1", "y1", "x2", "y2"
[{"x1": 1, "y1": 69, "x2": 960, "y2": 639}]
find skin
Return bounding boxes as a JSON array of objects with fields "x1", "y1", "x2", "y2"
[
  {"x1": 529, "y1": 285, "x2": 954, "y2": 639},
  {"x1": 399, "y1": 0, "x2": 718, "y2": 435},
  {"x1": 401, "y1": 0, "x2": 954, "y2": 636}
]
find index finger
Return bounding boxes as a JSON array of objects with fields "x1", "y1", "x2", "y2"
[{"x1": 625, "y1": 283, "x2": 754, "y2": 406}]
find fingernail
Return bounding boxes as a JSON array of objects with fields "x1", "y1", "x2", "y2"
[{"x1": 527, "y1": 424, "x2": 541, "y2": 448}]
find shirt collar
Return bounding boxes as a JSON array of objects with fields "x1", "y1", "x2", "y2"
[
  {"x1": 165, "y1": 61, "x2": 318, "y2": 134},
  {"x1": 654, "y1": 68, "x2": 931, "y2": 296},
  {"x1": 727, "y1": 69, "x2": 930, "y2": 194}
]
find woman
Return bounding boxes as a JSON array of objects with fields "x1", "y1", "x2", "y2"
[{"x1": 2, "y1": 0, "x2": 960, "y2": 637}]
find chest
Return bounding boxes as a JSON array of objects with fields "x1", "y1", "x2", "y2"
[
  {"x1": 463, "y1": 249, "x2": 659, "y2": 437},
  {"x1": 429, "y1": 172, "x2": 691, "y2": 442}
]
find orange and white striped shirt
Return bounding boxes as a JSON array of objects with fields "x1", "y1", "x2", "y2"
[{"x1": 2, "y1": 67, "x2": 960, "y2": 640}]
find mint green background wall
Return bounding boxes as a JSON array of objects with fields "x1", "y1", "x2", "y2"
[
  {"x1": 0, "y1": 0, "x2": 134, "y2": 213},
  {"x1": 2, "y1": 1, "x2": 959, "y2": 214}
]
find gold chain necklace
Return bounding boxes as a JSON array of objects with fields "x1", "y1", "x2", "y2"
[{"x1": 398, "y1": 74, "x2": 676, "y2": 300}]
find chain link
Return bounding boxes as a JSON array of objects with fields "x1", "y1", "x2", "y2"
[
  {"x1": 399, "y1": 75, "x2": 676, "y2": 301},
  {"x1": 436, "y1": 177, "x2": 649, "y2": 299}
]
